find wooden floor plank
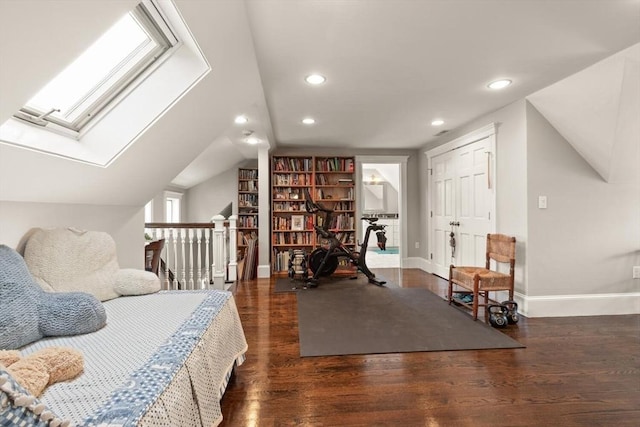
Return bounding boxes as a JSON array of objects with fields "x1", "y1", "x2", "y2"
[{"x1": 221, "y1": 268, "x2": 640, "y2": 426}]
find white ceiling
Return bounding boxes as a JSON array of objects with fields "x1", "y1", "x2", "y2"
[
  {"x1": 242, "y1": 0, "x2": 640, "y2": 149},
  {"x1": 175, "y1": 0, "x2": 640, "y2": 188},
  {"x1": 1, "y1": 1, "x2": 638, "y2": 198}
]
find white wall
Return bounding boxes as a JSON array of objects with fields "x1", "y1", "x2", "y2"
[
  {"x1": 420, "y1": 100, "x2": 528, "y2": 293},
  {"x1": 0, "y1": 201, "x2": 144, "y2": 269},
  {"x1": 418, "y1": 99, "x2": 639, "y2": 316},
  {"x1": 185, "y1": 160, "x2": 257, "y2": 222},
  {"x1": 0, "y1": 1, "x2": 269, "y2": 271},
  {"x1": 526, "y1": 102, "x2": 640, "y2": 296}
]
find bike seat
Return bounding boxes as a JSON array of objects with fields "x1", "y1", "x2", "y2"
[{"x1": 362, "y1": 217, "x2": 378, "y2": 223}]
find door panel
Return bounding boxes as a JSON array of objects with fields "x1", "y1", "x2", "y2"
[
  {"x1": 430, "y1": 151, "x2": 455, "y2": 277},
  {"x1": 430, "y1": 136, "x2": 494, "y2": 277}
]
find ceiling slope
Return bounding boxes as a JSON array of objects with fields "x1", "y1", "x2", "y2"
[
  {"x1": 0, "y1": 0, "x2": 272, "y2": 205},
  {"x1": 527, "y1": 43, "x2": 640, "y2": 183}
]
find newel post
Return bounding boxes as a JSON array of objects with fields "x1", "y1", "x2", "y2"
[
  {"x1": 228, "y1": 215, "x2": 238, "y2": 282},
  {"x1": 211, "y1": 215, "x2": 226, "y2": 289}
]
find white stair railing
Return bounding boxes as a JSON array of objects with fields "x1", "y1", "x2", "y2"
[{"x1": 145, "y1": 218, "x2": 236, "y2": 291}]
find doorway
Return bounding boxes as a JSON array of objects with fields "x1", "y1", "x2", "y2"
[
  {"x1": 356, "y1": 156, "x2": 408, "y2": 269},
  {"x1": 426, "y1": 124, "x2": 497, "y2": 278}
]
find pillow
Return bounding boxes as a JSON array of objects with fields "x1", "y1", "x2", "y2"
[
  {"x1": 0, "y1": 245, "x2": 107, "y2": 350},
  {"x1": 23, "y1": 228, "x2": 120, "y2": 301},
  {"x1": 0, "y1": 368, "x2": 70, "y2": 427},
  {"x1": 114, "y1": 269, "x2": 161, "y2": 297}
]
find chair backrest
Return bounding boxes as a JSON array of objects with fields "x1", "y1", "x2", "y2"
[
  {"x1": 145, "y1": 239, "x2": 165, "y2": 276},
  {"x1": 485, "y1": 234, "x2": 516, "y2": 267}
]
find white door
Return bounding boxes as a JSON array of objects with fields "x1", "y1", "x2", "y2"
[
  {"x1": 430, "y1": 150, "x2": 456, "y2": 277},
  {"x1": 429, "y1": 136, "x2": 495, "y2": 278}
]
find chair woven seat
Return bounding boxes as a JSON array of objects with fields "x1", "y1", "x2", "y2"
[
  {"x1": 448, "y1": 233, "x2": 516, "y2": 321},
  {"x1": 451, "y1": 267, "x2": 511, "y2": 291}
]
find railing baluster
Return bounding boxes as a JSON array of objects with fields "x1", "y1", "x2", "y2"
[
  {"x1": 204, "y1": 229, "x2": 211, "y2": 288},
  {"x1": 144, "y1": 222, "x2": 227, "y2": 292},
  {"x1": 180, "y1": 228, "x2": 187, "y2": 289},
  {"x1": 196, "y1": 229, "x2": 203, "y2": 288},
  {"x1": 188, "y1": 229, "x2": 194, "y2": 289},
  {"x1": 161, "y1": 229, "x2": 170, "y2": 290},
  {"x1": 172, "y1": 228, "x2": 178, "y2": 290}
]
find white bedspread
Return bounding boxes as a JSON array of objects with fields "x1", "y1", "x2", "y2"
[{"x1": 20, "y1": 290, "x2": 247, "y2": 426}]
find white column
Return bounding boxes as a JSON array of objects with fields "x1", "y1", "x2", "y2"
[
  {"x1": 211, "y1": 215, "x2": 226, "y2": 289},
  {"x1": 257, "y1": 146, "x2": 270, "y2": 278},
  {"x1": 227, "y1": 215, "x2": 238, "y2": 282}
]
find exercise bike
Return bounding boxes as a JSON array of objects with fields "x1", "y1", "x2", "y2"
[{"x1": 303, "y1": 188, "x2": 388, "y2": 287}]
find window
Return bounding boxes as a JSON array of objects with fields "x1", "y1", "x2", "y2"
[
  {"x1": 144, "y1": 201, "x2": 153, "y2": 223},
  {"x1": 14, "y1": 0, "x2": 177, "y2": 133},
  {"x1": 165, "y1": 192, "x2": 182, "y2": 223}
]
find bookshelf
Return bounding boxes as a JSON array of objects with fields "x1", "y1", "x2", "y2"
[
  {"x1": 238, "y1": 168, "x2": 258, "y2": 279},
  {"x1": 271, "y1": 155, "x2": 356, "y2": 274}
]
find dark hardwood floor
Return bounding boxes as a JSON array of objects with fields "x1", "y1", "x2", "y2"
[{"x1": 220, "y1": 268, "x2": 640, "y2": 426}]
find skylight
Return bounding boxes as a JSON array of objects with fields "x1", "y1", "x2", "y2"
[{"x1": 14, "y1": 1, "x2": 177, "y2": 133}]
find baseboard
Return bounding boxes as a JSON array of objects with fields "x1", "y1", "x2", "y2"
[
  {"x1": 400, "y1": 259, "x2": 640, "y2": 317},
  {"x1": 257, "y1": 264, "x2": 271, "y2": 278},
  {"x1": 403, "y1": 257, "x2": 430, "y2": 271},
  {"x1": 517, "y1": 292, "x2": 640, "y2": 318}
]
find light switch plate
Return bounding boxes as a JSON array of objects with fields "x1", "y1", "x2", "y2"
[{"x1": 538, "y1": 196, "x2": 547, "y2": 209}]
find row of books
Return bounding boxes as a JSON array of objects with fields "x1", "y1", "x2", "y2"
[
  {"x1": 273, "y1": 157, "x2": 312, "y2": 172},
  {"x1": 272, "y1": 173, "x2": 311, "y2": 186},
  {"x1": 239, "y1": 169, "x2": 257, "y2": 179},
  {"x1": 316, "y1": 157, "x2": 354, "y2": 172},
  {"x1": 273, "y1": 187, "x2": 304, "y2": 200},
  {"x1": 315, "y1": 175, "x2": 353, "y2": 185},
  {"x1": 272, "y1": 231, "x2": 313, "y2": 245},
  {"x1": 272, "y1": 215, "x2": 314, "y2": 231},
  {"x1": 272, "y1": 201, "x2": 306, "y2": 212},
  {"x1": 315, "y1": 188, "x2": 353, "y2": 200},
  {"x1": 239, "y1": 232, "x2": 258, "y2": 280},
  {"x1": 238, "y1": 180, "x2": 258, "y2": 192},
  {"x1": 238, "y1": 216, "x2": 257, "y2": 228},
  {"x1": 239, "y1": 193, "x2": 258, "y2": 207},
  {"x1": 316, "y1": 213, "x2": 355, "y2": 230},
  {"x1": 272, "y1": 249, "x2": 295, "y2": 272}
]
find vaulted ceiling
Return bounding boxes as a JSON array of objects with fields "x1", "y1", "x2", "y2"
[
  {"x1": 179, "y1": 0, "x2": 640, "y2": 187},
  {"x1": 1, "y1": 0, "x2": 638, "y2": 203}
]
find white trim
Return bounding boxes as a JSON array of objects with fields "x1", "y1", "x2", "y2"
[
  {"x1": 517, "y1": 292, "x2": 640, "y2": 318},
  {"x1": 355, "y1": 155, "x2": 409, "y2": 268},
  {"x1": 406, "y1": 258, "x2": 640, "y2": 318},
  {"x1": 402, "y1": 257, "x2": 430, "y2": 271},
  {"x1": 257, "y1": 264, "x2": 271, "y2": 278},
  {"x1": 425, "y1": 123, "x2": 497, "y2": 158},
  {"x1": 425, "y1": 123, "x2": 497, "y2": 276}
]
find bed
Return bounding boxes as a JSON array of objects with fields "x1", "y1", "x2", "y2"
[{"x1": 7, "y1": 290, "x2": 247, "y2": 427}]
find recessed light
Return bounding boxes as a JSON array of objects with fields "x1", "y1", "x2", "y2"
[
  {"x1": 305, "y1": 74, "x2": 326, "y2": 85},
  {"x1": 302, "y1": 117, "x2": 315, "y2": 125},
  {"x1": 431, "y1": 119, "x2": 444, "y2": 126},
  {"x1": 234, "y1": 115, "x2": 248, "y2": 124},
  {"x1": 487, "y1": 79, "x2": 512, "y2": 90},
  {"x1": 246, "y1": 137, "x2": 259, "y2": 145}
]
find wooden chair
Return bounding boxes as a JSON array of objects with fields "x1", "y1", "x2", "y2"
[
  {"x1": 448, "y1": 234, "x2": 516, "y2": 321},
  {"x1": 145, "y1": 239, "x2": 165, "y2": 276}
]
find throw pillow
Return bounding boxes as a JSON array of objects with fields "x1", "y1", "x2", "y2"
[{"x1": 0, "y1": 245, "x2": 107, "y2": 350}]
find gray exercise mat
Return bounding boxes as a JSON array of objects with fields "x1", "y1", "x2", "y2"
[{"x1": 297, "y1": 283, "x2": 524, "y2": 357}]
